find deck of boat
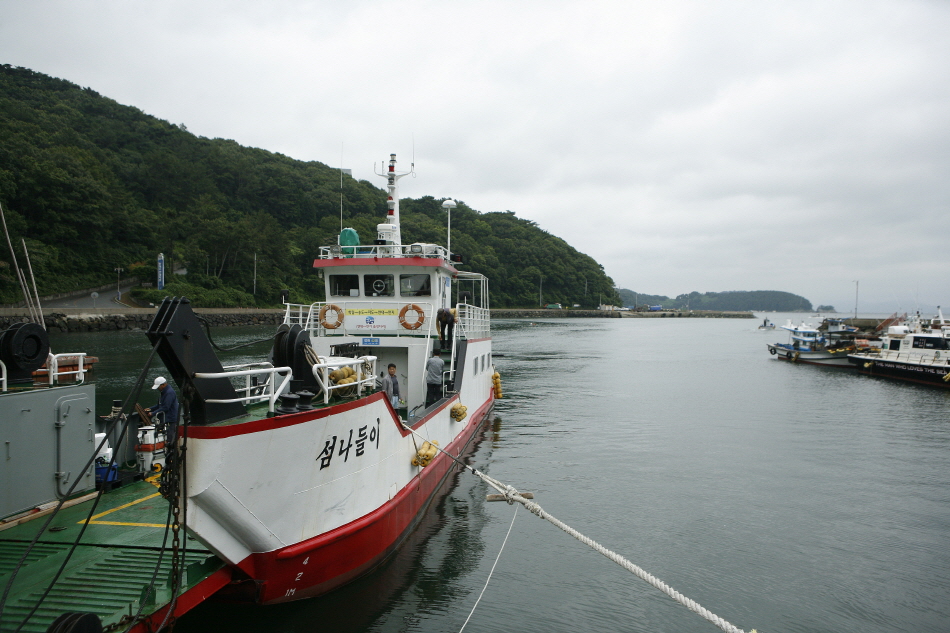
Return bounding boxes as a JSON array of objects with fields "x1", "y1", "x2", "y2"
[{"x1": 0, "y1": 477, "x2": 228, "y2": 633}]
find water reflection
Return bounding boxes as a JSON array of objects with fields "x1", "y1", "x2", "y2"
[{"x1": 44, "y1": 318, "x2": 950, "y2": 633}]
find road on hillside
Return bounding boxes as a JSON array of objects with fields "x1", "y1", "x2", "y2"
[{"x1": 42, "y1": 284, "x2": 138, "y2": 309}]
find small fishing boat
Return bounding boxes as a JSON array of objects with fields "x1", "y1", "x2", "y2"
[
  {"x1": 766, "y1": 320, "x2": 857, "y2": 366},
  {"x1": 757, "y1": 318, "x2": 776, "y2": 330},
  {"x1": 848, "y1": 308, "x2": 950, "y2": 388}
]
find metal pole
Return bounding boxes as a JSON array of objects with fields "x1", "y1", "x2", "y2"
[
  {"x1": 854, "y1": 280, "x2": 859, "y2": 320},
  {"x1": 21, "y1": 239, "x2": 45, "y2": 329},
  {"x1": 0, "y1": 202, "x2": 38, "y2": 323},
  {"x1": 442, "y1": 200, "x2": 456, "y2": 258},
  {"x1": 253, "y1": 251, "x2": 257, "y2": 295}
]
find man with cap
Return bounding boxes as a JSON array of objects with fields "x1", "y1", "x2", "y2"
[{"x1": 147, "y1": 376, "x2": 179, "y2": 439}]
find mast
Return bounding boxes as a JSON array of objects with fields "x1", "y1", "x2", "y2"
[{"x1": 375, "y1": 153, "x2": 412, "y2": 249}]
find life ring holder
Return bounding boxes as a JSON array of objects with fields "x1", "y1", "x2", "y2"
[
  {"x1": 319, "y1": 304, "x2": 344, "y2": 329},
  {"x1": 399, "y1": 304, "x2": 425, "y2": 330}
]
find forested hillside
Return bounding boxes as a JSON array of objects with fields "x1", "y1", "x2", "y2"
[
  {"x1": 0, "y1": 65, "x2": 620, "y2": 308},
  {"x1": 617, "y1": 289, "x2": 813, "y2": 312}
]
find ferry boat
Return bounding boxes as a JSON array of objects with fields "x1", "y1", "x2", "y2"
[
  {"x1": 766, "y1": 320, "x2": 858, "y2": 366},
  {"x1": 847, "y1": 308, "x2": 950, "y2": 388},
  {"x1": 147, "y1": 154, "x2": 497, "y2": 604}
]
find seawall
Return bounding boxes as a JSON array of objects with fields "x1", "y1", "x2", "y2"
[
  {"x1": 0, "y1": 307, "x2": 755, "y2": 333},
  {"x1": 492, "y1": 309, "x2": 755, "y2": 319},
  {"x1": 0, "y1": 308, "x2": 284, "y2": 333}
]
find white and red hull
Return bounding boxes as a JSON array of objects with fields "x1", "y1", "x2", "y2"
[
  {"x1": 183, "y1": 341, "x2": 495, "y2": 604},
  {"x1": 170, "y1": 153, "x2": 500, "y2": 604}
]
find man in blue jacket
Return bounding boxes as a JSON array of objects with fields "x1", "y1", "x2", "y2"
[{"x1": 147, "y1": 376, "x2": 179, "y2": 439}]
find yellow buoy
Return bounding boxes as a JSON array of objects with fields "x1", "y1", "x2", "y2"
[{"x1": 412, "y1": 440, "x2": 440, "y2": 467}]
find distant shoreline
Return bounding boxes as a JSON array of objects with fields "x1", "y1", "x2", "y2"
[{"x1": 1, "y1": 307, "x2": 767, "y2": 333}]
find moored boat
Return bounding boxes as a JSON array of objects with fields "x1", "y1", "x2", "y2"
[
  {"x1": 149, "y1": 154, "x2": 496, "y2": 604},
  {"x1": 766, "y1": 320, "x2": 861, "y2": 366},
  {"x1": 0, "y1": 323, "x2": 228, "y2": 633},
  {"x1": 847, "y1": 308, "x2": 950, "y2": 388}
]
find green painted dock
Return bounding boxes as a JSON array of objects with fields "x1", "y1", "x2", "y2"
[{"x1": 0, "y1": 477, "x2": 228, "y2": 633}]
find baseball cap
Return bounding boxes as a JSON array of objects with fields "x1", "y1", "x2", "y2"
[{"x1": 152, "y1": 376, "x2": 167, "y2": 389}]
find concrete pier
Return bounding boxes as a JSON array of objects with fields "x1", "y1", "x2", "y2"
[{"x1": 490, "y1": 309, "x2": 754, "y2": 319}]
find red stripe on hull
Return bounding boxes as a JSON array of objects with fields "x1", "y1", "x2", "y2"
[
  {"x1": 128, "y1": 566, "x2": 233, "y2": 632},
  {"x1": 236, "y1": 392, "x2": 494, "y2": 604},
  {"x1": 187, "y1": 391, "x2": 389, "y2": 439}
]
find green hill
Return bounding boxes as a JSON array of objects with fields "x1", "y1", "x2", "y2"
[
  {"x1": 617, "y1": 289, "x2": 813, "y2": 312},
  {"x1": 0, "y1": 65, "x2": 620, "y2": 309}
]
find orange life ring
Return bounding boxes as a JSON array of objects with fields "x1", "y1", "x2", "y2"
[
  {"x1": 319, "y1": 304, "x2": 344, "y2": 329},
  {"x1": 399, "y1": 304, "x2": 425, "y2": 330}
]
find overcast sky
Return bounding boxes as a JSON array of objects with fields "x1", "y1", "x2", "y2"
[{"x1": 2, "y1": 1, "x2": 949, "y2": 312}]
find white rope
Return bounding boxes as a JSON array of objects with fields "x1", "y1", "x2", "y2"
[
  {"x1": 401, "y1": 423, "x2": 751, "y2": 633},
  {"x1": 458, "y1": 505, "x2": 518, "y2": 633}
]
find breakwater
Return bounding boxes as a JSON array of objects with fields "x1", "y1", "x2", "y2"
[
  {"x1": 0, "y1": 308, "x2": 284, "y2": 333},
  {"x1": 492, "y1": 309, "x2": 755, "y2": 319},
  {"x1": 1, "y1": 307, "x2": 755, "y2": 333}
]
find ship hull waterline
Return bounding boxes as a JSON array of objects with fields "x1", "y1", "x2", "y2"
[
  {"x1": 767, "y1": 344, "x2": 853, "y2": 367},
  {"x1": 848, "y1": 356, "x2": 950, "y2": 389}
]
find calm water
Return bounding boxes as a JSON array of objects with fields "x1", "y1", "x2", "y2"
[{"x1": 49, "y1": 315, "x2": 950, "y2": 633}]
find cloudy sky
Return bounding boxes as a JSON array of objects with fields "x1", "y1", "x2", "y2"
[{"x1": 2, "y1": 1, "x2": 949, "y2": 312}]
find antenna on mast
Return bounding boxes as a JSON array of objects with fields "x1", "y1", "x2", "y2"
[{"x1": 339, "y1": 143, "x2": 344, "y2": 232}]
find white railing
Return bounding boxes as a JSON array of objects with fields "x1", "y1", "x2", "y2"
[
  {"x1": 317, "y1": 243, "x2": 448, "y2": 260},
  {"x1": 283, "y1": 302, "x2": 321, "y2": 331},
  {"x1": 310, "y1": 356, "x2": 378, "y2": 405},
  {"x1": 865, "y1": 349, "x2": 950, "y2": 366},
  {"x1": 457, "y1": 304, "x2": 491, "y2": 339},
  {"x1": 284, "y1": 301, "x2": 437, "y2": 340},
  {"x1": 194, "y1": 356, "x2": 378, "y2": 412},
  {"x1": 46, "y1": 353, "x2": 89, "y2": 386},
  {"x1": 1, "y1": 352, "x2": 90, "y2": 393},
  {"x1": 196, "y1": 364, "x2": 292, "y2": 414}
]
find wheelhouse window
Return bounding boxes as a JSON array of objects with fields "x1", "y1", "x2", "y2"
[
  {"x1": 329, "y1": 274, "x2": 360, "y2": 297},
  {"x1": 912, "y1": 336, "x2": 949, "y2": 350},
  {"x1": 364, "y1": 274, "x2": 395, "y2": 297},
  {"x1": 400, "y1": 274, "x2": 431, "y2": 297}
]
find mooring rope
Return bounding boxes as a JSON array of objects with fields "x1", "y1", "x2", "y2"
[
  {"x1": 458, "y1": 505, "x2": 518, "y2": 633},
  {"x1": 401, "y1": 423, "x2": 752, "y2": 633}
]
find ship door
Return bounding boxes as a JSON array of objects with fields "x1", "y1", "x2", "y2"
[{"x1": 378, "y1": 348, "x2": 409, "y2": 415}]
